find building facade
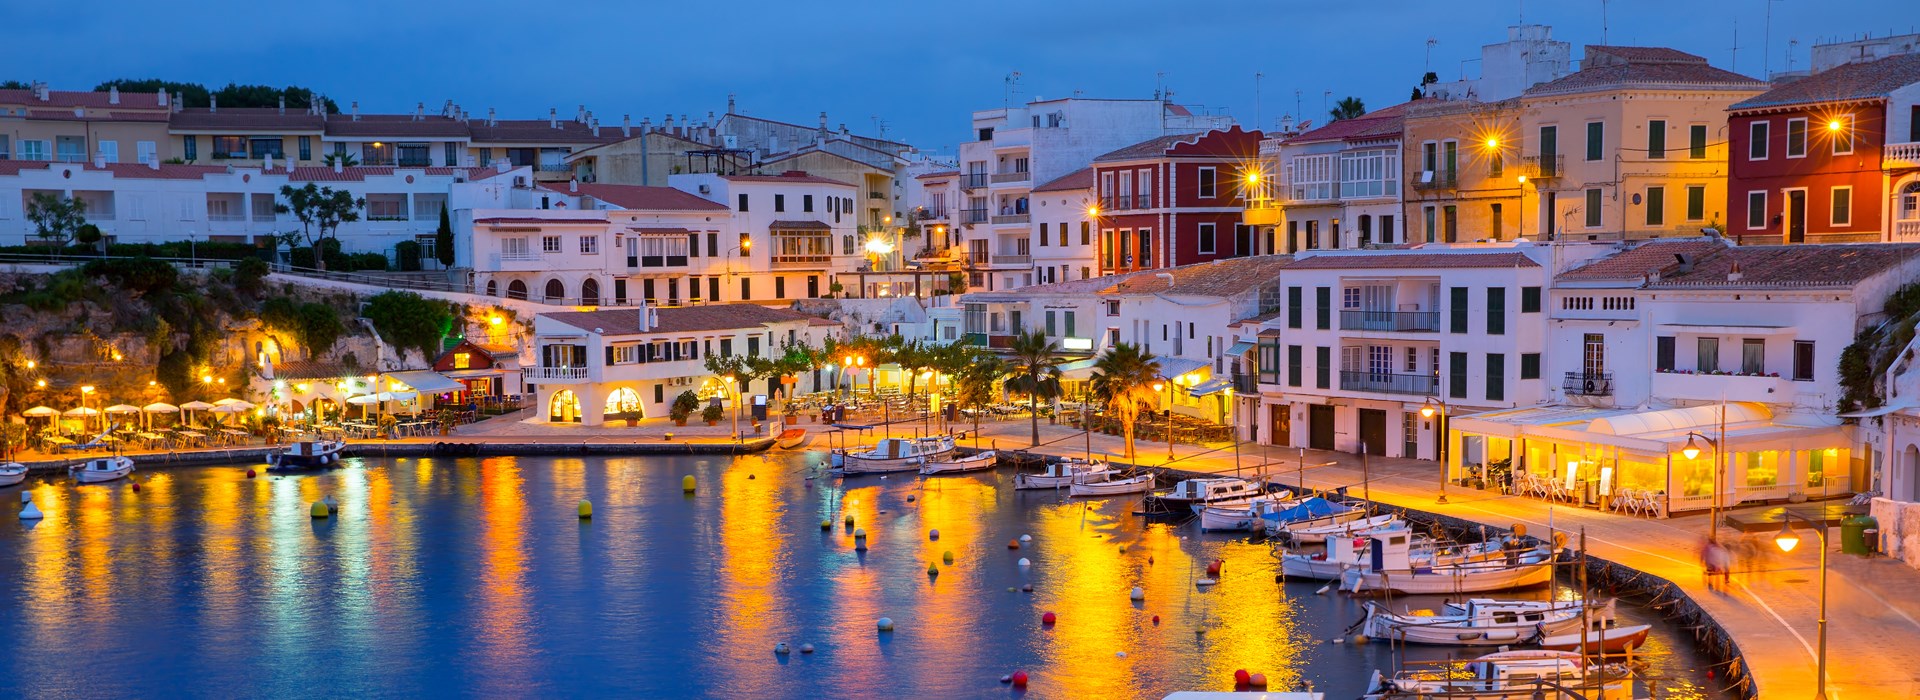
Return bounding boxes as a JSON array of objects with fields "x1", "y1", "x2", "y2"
[{"x1": 1092, "y1": 127, "x2": 1264, "y2": 276}]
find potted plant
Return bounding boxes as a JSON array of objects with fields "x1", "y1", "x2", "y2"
[
  {"x1": 670, "y1": 391, "x2": 700, "y2": 427},
  {"x1": 614, "y1": 410, "x2": 642, "y2": 427},
  {"x1": 438, "y1": 410, "x2": 460, "y2": 436},
  {"x1": 259, "y1": 413, "x2": 282, "y2": 444},
  {"x1": 376, "y1": 413, "x2": 398, "y2": 439},
  {"x1": 702, "y1": 403, "x2": 724, "y2": 426}
]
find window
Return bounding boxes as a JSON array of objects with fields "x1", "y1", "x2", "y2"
[
  {"x1": 1287, "y1": 345, "x2": 1302, "y2": 387},
  {"x1": 1423, "y1": 205, "x2": 1436, "y2": 242},
  {"x1": 775, "y1": 277, "x2": 786, "y2": 298},
  {"x1": 1656, "y1": 336, "x2": 1675, "y2": 372},
  {"x1": 1405, "y1": 347, "x2": 1419, "y2": 373},
  {"x1": 1197, "y1": 223, "x2": 1216, "y2": 254},
  {"x1": 1521, "y1": 286, "x2": 1542, "y2": 313},
  {"x1": 1742, "y1": 338, "x2": 1765, "y2": 374},
  {"x1": 803, "y1": 194, "x2": 814, "y2": 212},
  {"x1": 1585, "y1": 121, "x2": 1604, "y2": 161},
  {"x1": 1742, "y1": 122, "x2": 1772, "y2": 165},
  {"x1": 1486, "y1": 287, "x2": 1506, "y2": 335},
  {"x1": 1685, "y1": 185, "x2": 1706, "y2": 221},
  {"x1": 1584, "y1": 189, "x2": 1603, "y2": 228},
  {"x1": 1689, "y1": 125, "x2": 1708, "y2": 159},
  {"x1": 1793, "y1": 340, "x2": 1816, "y2": 381},
  {"x1": 773, "y1": 194, "x2": 785, "y2": 212},
  {"x1": 1064, "y1": 311, "x2": 1076, "y2": 337},
  {"x1": 1747, "y1": 191, "x2": 1767, "y2": 230},
  {"x1": 1831, "y1": 186, "x2": 1852, "y2": 226},
  {"x1": 1450, "y1": 287, "x2": 1469, "y2": 333},
  {"x1": 1486, "y1": 354, "x2": 1505, "y2": 401},
  {"x1": 1490, "y1": 203, "x2": 1503, "y2": 239},
  {"x1": 1197, "y1": 167, "x2": 1217, "y2": 198},
  {"x1": 1831, "y1": 115, "x2": 1853, "y2": 155},
  {"x1": 1315, "y1": 346, "x2": 1330, "y2": 389},
  {"x1": 720, "y1": 338, "x2": 734, "y2": 357},
  {"x1": 1647, "y1": 120, "x2": 1666, "y2": 159},
  {"x1": 1449, "y1": 352, "x2": 1468, "y2": 399},
  {"x1": 1645, "y1": 186, "x2": 1664, "y2": 226},
  {"x1": 1315, "y1": 287, "x2": 1331, "y2": 330},
  {"x1": 1080, "y1": 221, "x2": 1090, "y2": 246},
  {"x1": 580, "y1": 235, "x2": 599, "y2": 255},
  {"x1": 611, "y1": 345, "x2": 639, "y2": 365},
  {"x1": 181, "y1": 135, "x2": 196, "y2": 161},
  {"x1": 709, "y1": 277, "x2": 720, "y2": 302},
  {"x1": 1786, "y1": 118, "x2": 1807, "y2": 158},
  {"x1": 1137, "y1": 229, "x2": 1153, "y2": 267},
  {"x1": 706, "y1": 232, "x2": 718, "y2": 257},
  {"x1": 1287, "y1": 287, "x2": 1302, "y2": 328},
  {"x1": 739, "y1": 278, "x2": 751, "y2": 301},
  {"x1": 1105, "y1": 299, "x2": 1120, "y2": 316},
  {"x1": 1696, "y1": 337, "x2": 1720, "y2": 373},
  {"x1": 1038, "y1": 223, "x2": 1048, "y2": 247},
  {"x1": 542, "y1": 235, "x2": 562, "y2": 253},
  {"x1": 1045, "y1": 310, "x2": 1057, "y2": 336},
  {"x1": 737, "y1": 193, "x2": 749, "y2": 212},
  {"x1": 1060, "y1": 223, "x2": 1068, "y2": 247},
  {"x1": 1521, "y1": 353, "x2": 1540, "y2": 380}
]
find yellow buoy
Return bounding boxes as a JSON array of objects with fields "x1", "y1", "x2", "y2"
[
  {"x1": 682, "y1": 475, "x2": 697, "y2": 492},
  {"x1": 942, "y1": 551, "x2": 954, "y2": 564},
  {"x1": 578, "y1": 499, "x2": 593, "y2": 519},
  {"x1": 310, "y1": 500, "x2": 330, "y2": 519},
  {"x1": 927, "y1": 562, "x2": 940, "y2": 576}
]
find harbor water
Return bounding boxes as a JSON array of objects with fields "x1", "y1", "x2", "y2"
[{"x1": 0, "y1": 453, "x2": 1727, "y2": 698}]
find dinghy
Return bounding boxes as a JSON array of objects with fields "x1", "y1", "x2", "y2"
[
  {"x1": 920, "y1": 450, "x2": 997, "y2": 475},
  {"x1": 71, "y1": 455, "x2": 134, "y2": 484},
  {"x1": 841, "y1": 435, "x2": 955, "y2": 474},
  {"x1": 1013, "y1": 459, "x2": 1115, "y2": 489},
  {"x1": 1339, "y1": 533, "x2": 1555, "y2": 595},
  {"x1": 267, "y1": 439, "x2": 347, "y2": 470},
  {"x1": 1359, "y1": 598, "x2": 1588, "y2": 646},
  {"x1": 0, "y1": 462, "x2": 25, "y2": 487},
  {"x1": 1281, "y1": 512, "x2": 1401, "y2": 544},
  {"x1": 775, "y1": 428, "x2": 810, "y2": 449},
  {"x1": 1536, "y1": 623, "x2": 1651, "y2": 655},
  {"x1": 1068, "y1": 472, "x2": 1155, "y2": 497}
]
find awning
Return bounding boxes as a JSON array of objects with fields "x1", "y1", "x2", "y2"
[
  {"x1": 1225, "y1": 341, "x2": 1255, "y2": 356},
  {"x1": 387, "y1": 370, "x2": 465, "y2": 394},
  {"x1": 1058, "y1": 357, "x2": 1099, "y2": 380},
  {"x1": 1256, "y1": 328, "x2": 1283, "y2": 338},
  {"x1": 442, "y1": 369, "x2": 503, "y2": 379},
  {"x1": 631, "y1": 227, "x2": 689, "y2": 234},
  {"x1": 769, "y1": 220, "x2": 831, "y2": 231},
  {"x1": 1839, "y1": 399, "x2": 1916, "y2": 419},
  {"x1": 1187, "y1": 378, "x2": 1233, "y2": 396},
  {"x1": 1156, "y1": 357, "x2": 1210, "y2": 381}
]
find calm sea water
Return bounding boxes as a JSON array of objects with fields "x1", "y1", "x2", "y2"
[{"x1": 0, "y1": 454, "x2": 1724, "y2": 699}]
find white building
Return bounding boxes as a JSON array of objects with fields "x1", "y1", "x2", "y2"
[
  {"x1": 1251, "y1": 104, "x2": 1409, "y2": 253},
  {"x1": 526, "y1": 303, "x2": 839, "y2": 426},
  {"x1": 1423, "y1": 25, "x2": 1573, "y2": 103},
  {"x1": 670, "y1": 171, "x2": 863, "y2": 300},
  {"x1": 955, "y1": 98, "x2": 1233, "y2": 291},
  {"x1": 1029, "y1": 168, "x2": 1097, "y2": 284}
]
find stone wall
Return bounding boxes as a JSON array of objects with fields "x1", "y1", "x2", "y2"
[{"x1": 1870, "y1": 497, "x2": 1920, "y2": 568}]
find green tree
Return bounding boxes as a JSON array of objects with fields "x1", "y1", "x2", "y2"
[
  {"x1": 1329, "y1": 96, "x2": 1366, "y2": 122},
  {"x1": 1090, "y1": 342, "x2": 1161, "y2": 463},
  {"x1": 0, "y1": 80, "x2": 31, "y2": 90},
  {"x1": 322, "y1": 151, "x2": 359, "y2": 167},
  {"x1": 74, "y1": 223, "x2": 103, "y2": 253},
  {"x1": 954, "y1": 352, "x2": 1002, "y2": 443},
  {"x1": 26, "y1": 193, "x2": 87, "y2": 249},
  {"x1": 211, "y1": 83, "x2": 338, "y2": 113},
  {"x1": 930, "y1": 341, "x2": 982, "y2": 431},
  {"x1": 703, "y1": 354, "x2": 753, "y2": 433},
  {"x1": 891, "y1": 339, "x2": 936, "y2": 400},
  {"x1": 276, "y1": 183, "x2": 364, "y2": 271},
  {"x1": 1003, "y1": 330, "x2": 1064, "y2": 447},
  {"x1": 362, "y1": 291, "x2": 454, "y2": 361},
  {"x1": 436, "y1": 206, "x2": 456, "y2": 267},
  {"x1": 95, "y1": 79, "x2": 210, "y2": 107}
]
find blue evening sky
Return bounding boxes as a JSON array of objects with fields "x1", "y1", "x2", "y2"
[{"x1": 1, "y1": 0, "x2": 1907, "y2": 152}]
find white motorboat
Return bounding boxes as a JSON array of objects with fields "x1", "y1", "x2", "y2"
[
  {"x1": 1339, "y1": 533, "x2": 1555, "y2": 595},
  {"x1": 267, "y1": 439, "x2": 347, "y2": 470},
  {"x1": 1141, "y1": 477, "x2": 1266, "y2": 516},
  {"x1": 70, "y1": 455, "x2": 134, "y2": 484},
  {"x1": 920, "y1": 450, "x2": 997, "y2": 475},
  {"x1": 1196, "y1": 495, "x2": 1296, "y2": 532},
  {"x1": 0, "y1": 462, "x2": 26, "y2": 487},
  {"x1": 1282, "y1": 512, "x2": 1401, "y2": 544},
  {"x1": 1256, "y1": 496, "x2": 1360, "y2": 536},
  {"x1": 1536, "y1": 623, "x2": 1652, "y2": 655},
  {"x1": 1359, "y1": 598, "x2": 1590, "y2": 646},
  {"x1": 841, "y1": 435, "x2": 955, "y2": 474},
  {"x1": 1069, "y1": 472, "x2": 1155, "y2": 497},
  {"x1": 1013, "y1": 459, "x2": 1115, "y2": 489},
  {"x1": 1364, "y1": 649, "x2": 1628, "y2": 699}
]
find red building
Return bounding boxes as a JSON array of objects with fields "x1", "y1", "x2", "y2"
[
  {"x1": 1091, "y1": 126, "x2": 1263, "y2": 275},
  {"x1": 1726, "y1": 53, "x2": 1920, "y2": 244}
]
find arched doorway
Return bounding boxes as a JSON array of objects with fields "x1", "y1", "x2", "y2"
[
  {"x1": 545, "y1": 279, "x2": 566, "y2": 303},
  {"x1": 549, "y1": 389, "x2": 581, "y2": 423},
  {"x1": 507, "y1": 279, "x2": 528, "y2": 300},
  {"x1": 604, "y1": 387, "x2": 642, "y2": 419},
  {"x1": 581, "y1": 278, "x2": 601, "y2": 306},
  {"x1": 485, "y1": 279, "x2": 498, "y2": 297}
]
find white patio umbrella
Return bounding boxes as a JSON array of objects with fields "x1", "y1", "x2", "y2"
[
  {"x1": 142, "y1": 402, "x2": 179, "y2": 430},
  {"x1": 104, "y1": 404, "x2": 140, "y2": 431},
  {"x1": 179, "y1": 400, "x2": 215, "y2": 428},
  {"x1": 209, "y1": 403, "x2": 249, "y2": 414},
  {"x1": 63, "y1": 407, "x2": 100, "y2": 418},
  {"x1": 22, "y1": 406, "x2": 60, "y2": 418},
  {"x1": 213, "y1": 398, "x2": 254, "y2": 409}
]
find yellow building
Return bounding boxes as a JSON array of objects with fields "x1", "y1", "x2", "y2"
[{"x1": 0, "y1": 84, "x2": 174, "y2": 164}]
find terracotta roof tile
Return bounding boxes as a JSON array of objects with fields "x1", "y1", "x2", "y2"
[
  {"x1": 1032, "y1": 167, "x2": 1095, "y2": 192},
  {"x1": 574, "y1": 183, "x2": 728, "y2": 211},
  {"x1": 768, "y1": 220, "x2": 832, "y2": 230},
  {"x1": 974, "y1": 255, "x2": 1292, "y2": 299},
  {"x1": 0, "y1": 88, "x2": 168, "y2": 110},
  {"x1": 324, "y1": 114, "x2": 470, "y2": 138},
  {"x1": 469, "y1": 119, "x2": 627, "y2": 145},
  {"x1": 1286, "y1": 251, "x2": 1539, "y2": 270},
  {"x1": 1525, "y1": 46, "x2": 1763, "y2": 96},
  {"x1": 543, "y1": 304, "x2": 835, "y2": 336},
  {"x1": 915, "y1": 170, "x2": 959, "y2": 180},
  {"x1": 720, "y1": 172, "x2": 853, "y2": 187},
  {"x1": 1283, "y1": 101, "x2": 1415, "y2": 145},
  {"x1": 1093, "y1": 133, "x2": 1206, "y2": 162},
  {"x1": 170, "y1": 108, "x2": 325, "y2": 132},
  {"x1": 1647, "y1": 243, "x2": 1920, "y2": 289},
  {"x1": 1559, "y1": 239, "x2": 1730, "y2": 281},
  {"x1": 1731, "y1": 53, "x2": 1920, "y2": 111}
]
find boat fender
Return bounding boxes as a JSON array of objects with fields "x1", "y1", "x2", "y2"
[
  {"x1": 1130, "y1": 586, "x2": 1145, "y2": 601},
  {"x1": 1017, "y1": 558, "x2": 1031, "y2": 567},
  {"x1": 928, "y1": 529, "x2": 939, "y2": 540},
  {"x1": 799, "y1": 643, "x2": 814, "y2": 653},
  {"x1": 774, "y1": 642, "x2": 790, "y2": 655},
  {"x1": 876, "y1": 617, "x2": 894, "y2": 631}
]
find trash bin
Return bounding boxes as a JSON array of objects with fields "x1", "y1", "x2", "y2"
[{"x1": 1841, "y1": 514, "x2": 1877, "y2": 555}]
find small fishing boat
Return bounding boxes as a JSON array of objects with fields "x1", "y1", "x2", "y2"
[
  {"x1": 775, "y1": 428, "x2": 810, "y2": 449},
  {"x1": 1140, "y1": 477, "x2": 1266, "y2": 516},
  {"x1": 71, "y1": 455, "x2": 134, "y2": 484},
  {"x1": 1359, "y1": 598, "x2": 1589, "y2": 646},
  {"x1": 1536, "y1": 623, "x2": 1651, "y2": 655},
  {"x1": 267, "y1": 439, "x2": 347, "y2": 470},
  {"x1": 1069, "y1": 472, "x2": 1155, "y2": 497},
  {"x1": 920, "y1": 450, "x2": 997, "y2": 475},
  {"x1": 1282, "y1": 512, "x2": 1401, "y2": 544},
  {"x1": 841, "y1": 436, "x2": 955, "y2": 474},
  {"x1": 0, "y1": 462, "x2": 26, "y2": 487},
  {"x1": 1257, "y1": 496, "x2": 1360, "y2": 536},
  {"x1": 1364, "y1": 649, "x2": 1628, "y2": 699},
  {"x1": 1013, "y1": 459, "x2": 1115, "y2": 489},
  {"x1": 1339, "y1": 534, "x2": 1555, "y2": 595},
  {"x1": 1196, "y1": 494, "x2": 1296, "y2": 532},
  {"x1": 1283, "y1": 535, "x2": 1532, "y2": 581}
]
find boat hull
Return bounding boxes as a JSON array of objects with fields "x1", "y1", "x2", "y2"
[
  {"x1": 0, "y1": 465, "x2": 25, "y2": 487},
  {"x1": 1360, "y1": 602, "x2": 1586, "y2": 646},
  {"x1": 1284, "y1": 513, "x2": 1399, "y2": 543},
  {"x1": 267, "y1": 441, "x2": 347, "y2": 470},
  {"x1": 775, "y1": 429, "x2": 809, "y2": 449},
  {"x1": 72, "y1": 457, "x2": 134, "y2": 483},
  {"x1": 920, "y1": 451, "x2": 997, "y2": 475},
  {"x1": 1537, "y1": 624, "x2": 1652, "y2": 654},
  {"x1": 1343, "y1": 560, "x2": 1554, "y2": 595},
  {"x1": 1014, "y1": 467, "x2": 1114, "y2": 489},
  {"x1": 1069, "y1": 474, "x2": 1154, "y2": 497}
]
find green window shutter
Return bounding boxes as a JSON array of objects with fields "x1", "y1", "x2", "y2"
[{"x1": 1450, "y1": 287, "x2": 1469, "y2": 333}]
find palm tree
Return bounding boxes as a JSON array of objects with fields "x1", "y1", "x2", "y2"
[
  {"x1": 1329, "y1": 96, "x2": 1366, "y2": 122},
  {"x1": 1003, "y1": 331, "x2": 1064, "y2": 447},
  {"x1": 1090, "y1": 342, "x2": 1161, "y2": 463},
  {"x1": 928, "y1": 341, "x2": 976, "y2": 430},
  {"x1": 955, "y1": 353, "x2": 1003, "y2": 444},
  {"x1": 893, "y1": 339, "x2": 933, "y2": 400}
]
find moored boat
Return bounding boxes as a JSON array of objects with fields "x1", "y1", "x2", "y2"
[
  {"x1": 1256, "y1": 496, "x2": 1359, "y2": 536},
  {"x1": 1359, "y1": 598, "x2": 1588, "y2": 646},
  {"x1": 841, "y1": 436, "x2": 955, "y2": 474},
  {"x1": 1140, "y1": 477, "x2": 1266, "y2": 516},
  {"x1": 1281, "y1": 512, "x2": 1400, "y2": 544},
  {"x1": 1282, "y1": 535, "x2": 1519, "y2": 581},
  {"x1": 775, "y1": 428, "x2": 810, "y2": 449},
  {"x1": 1339, "y1": 533, "x2": 1555, "y2": 595},
  {"x1": 1196, "y1": 495, "x2": 1296, "y2": 532},
  {"x1": 71, "y1": 455, "x2": 134, "y2": 484},
  {"x1": 920, "y1": 450, "x2": 997, "y2": 475},
  {"x1": 0, "y1": 462, "x2": 25, "y2": 487},
  {"x1": 267, "y1": 439, "x2": 347, "y2": 470},
  {"x1": 1364, "y1": 649, "x2": 1628, "y2": 699},
  {"x1": 1013, "y1": 459, "x2": 1115, "y2": 489},
  {"x1": 1069, "y1": 472, "x2": 1155, "y2": 497},
  {"x1": 1536, "y1": 623, "x2": 1651, "y2": 655}
]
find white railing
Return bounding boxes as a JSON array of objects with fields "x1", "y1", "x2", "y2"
[
  {"x1": 525, "y1": 366, "x2": 589, "y2": 381},
  {"x1": 1895, "y1": 220, "x2": 1920, "y2": 242},
  {"x1": 1885, "y1": 142, "x2": 1920, "y2": 165}
]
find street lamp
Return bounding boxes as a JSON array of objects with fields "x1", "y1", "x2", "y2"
[
  {"x1": 80, "y1": 385, "x2": 96, "y2": 434},
  {"x1": 1681, "y1": 430, "x2": 1724, "y2": 541},
  {"x1": 1422, "y1": 395, "x2": 1449, "y2": 504},
  {"x1": 1774, "y1": 512, "x2": 1830, "y2": 699}
]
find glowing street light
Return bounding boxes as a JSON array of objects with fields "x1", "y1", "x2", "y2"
[
  {"x1": 1774, "y1": 513, "x2": 1830, "y2": 698},
  {"x1": 1827, "y1": 119, "x2": 1843, "y2": 132}
]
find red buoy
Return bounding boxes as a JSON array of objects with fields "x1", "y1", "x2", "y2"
[
  {"x1": 130, "y1": 481, "x2": 141, "y2": 492},
  {"x1": 1041, "y1": 611, "x2": 1056, "y2": 626},
  {"x1": 1011, "y1": 671, "x2": 1028, "y2": 688},
  {"x1": 1008, "y1": 539, "x2": 1020, "y2": 549},
  {"x1": 1206, "y1": 560, "x2": 1223, "y2": 576},
  {"x1": 1234, "y1": 669, "x2": 1251, "y2": 686},
  {"x1": 1152, "y1": 615, "x2": 1160, "y2": 625},
  {"x1": 246, "y1": 469, "x2": 256, "y2": 478},
  {"x1": 1249, "y1": 673, "x2": 1268, "y2": 687}
]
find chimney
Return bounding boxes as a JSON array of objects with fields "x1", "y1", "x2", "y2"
[
  {"x1": 33, "y1": 82, "x2": 48, "y2": 101},
  {"x1": 277, "y1": 96, "x2": 285, "y2": 115},
  {"x1": 1672, "y1": 253, "x2": 1694, "y2": 273},
  {"x1": 487, "y1": 107, "x2": 496, "y2": 127},
  {"x1": 157, "y1": 90, "x2": 168, "y2": 108},
  {"x1": 351, "y1": 101, "x2": 360, "y2": 121},
  {"x1": 819, "y1": 111, "x2": 828, "y2": 133},
  {"x1": 108, "y1": 86, "x2": 119, "y2": 105},
  {"x1": 591, "y1": 119, "x2": 600, "y2": 137},
  {"x1": 92, "y1": 153, "x2": 106, "y2": 168},
  {"x1": 415, "y1": 102, "x2": 424, "y2": 121},
  {"x1": 148, "y1": 157, "x2": 160, "y2": 171},
  {"x1": 173, "y1": 91, "x2": 184, "y2": 113},
  {"x1": 210, "y1": 94, "x2": 218, "y2": 113},
  {"x1": 569, "y1": 179, "x2": 579, "y2": 193},
  {"x1": 1727, "y1": 260, "x2": 1744, "y2": 283},
  {"x1": 576, "y1": 104, "x2": 586, "y2": 123},
  {"x1": 664, "y1": 114, "x2": 674, "y2": 132},
  {"x1": 549, "y1": 107, "x2": 558, "y2": 128},
  {"x1": 727, "y1": 93, "x2": 736, "y2": 114},
  {"x1": 333, "y1": 159, "x2": 344, "y2": 174},
  {"x1": 621, "y1": 114, "x2": 631, "y2": 137}
]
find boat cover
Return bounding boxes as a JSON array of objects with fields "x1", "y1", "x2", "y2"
[{"x1": 1261, "y1": 497, "x2": 1347, "y2": 524}]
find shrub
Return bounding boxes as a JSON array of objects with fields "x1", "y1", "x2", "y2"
[
  {"x1": 363, "y1": 290, "x2": 454, "y2": 360},
  {"x1": 394, "y1": 240, "x2": 422, "y2": 272},
  {"x1": 234, "y1": 256, "x2": 269, "y2": 296},
  {"x1": 702, "y1": 403, "x2": 725, "y2": 423},
  {"x1": 82, "y1": 256, "x2": 179, "y2": 297},
  {"x1": 670, "y1": 390, "x2": 701, "y2": 421}
]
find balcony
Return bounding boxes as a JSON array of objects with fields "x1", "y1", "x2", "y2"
[
  {"x1": 1411, "y1": 171, "x2": 1458, "y2": 191},
  {"x1": 1562, "y1": 371, "x2": 1614, "y2": 396},
  {"x1": 1888, "y1": 142, "x2": 1920, "y2": 170},
  {"x1": 961, "y1": 174, "x2": 989, "y2": 190},
  {"x1": 966, "y1": 251, "x2": 991, "y2": 266},
  {"x1": 1244, "y1": 200, "x2": 1283, "y2": 226},
  {"x1": 961, "y1": 208, "x2": 989, "y2": 224},
  {"x1": 526, "y1": 366, "x2": 589, "y2": 383},
  {"x1": 1895, "y1": 220, "x2": 1920, "y2": 242},
  {"x1": 1654, "y1": 369, "x2": 1791, "y2": 404},
  {"x1": 991, "y1": 213, "x2": 1030, "y2": 225},
  {"x1": 1231, "y1": 372, "x2": 1258, "y2": 394},
  {"x1": 1522, "y1": 154, "x2": 1565, "y2": 179},
  {"x1": 1339, "y1": 309, "x2": 1440, "y2": 333},
  {"x1": 868, "y1": 191, "x2": 887, "y2": 200},
  {"x1": 991, "y1": 171, "x2": 1031, "y2": 185},
  {"x1": 991, "y1": 253, "x2": 1031, "y2": 266},
  {"x1": 1340, "y1": 370, "x2": 1438, "y2": 396}
]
